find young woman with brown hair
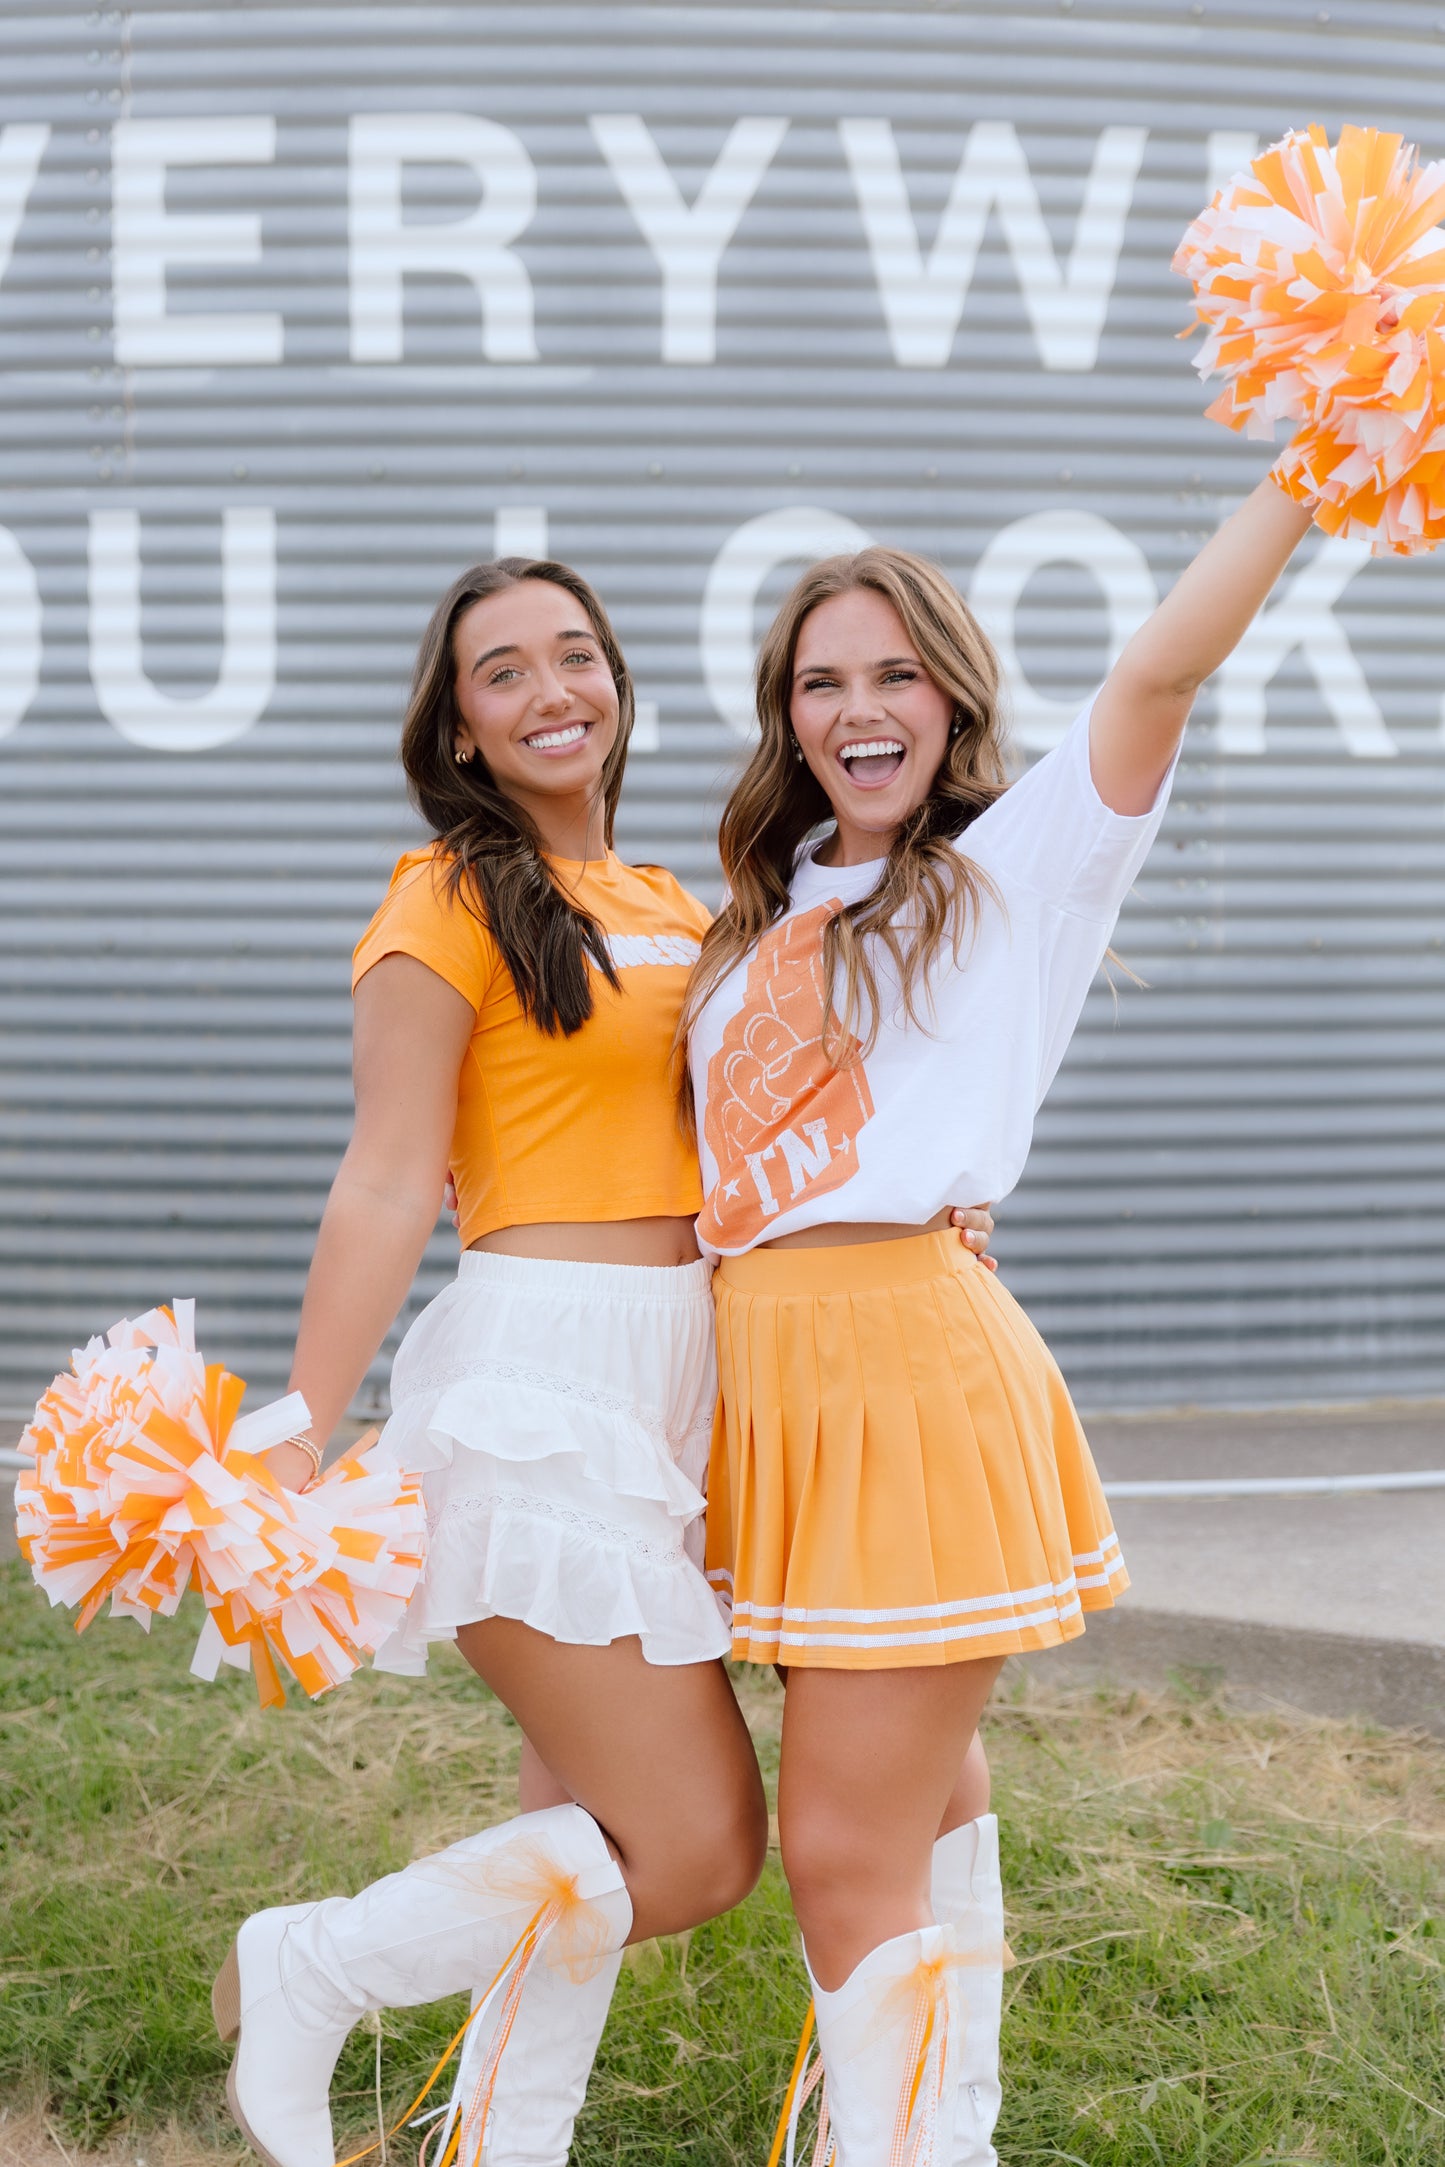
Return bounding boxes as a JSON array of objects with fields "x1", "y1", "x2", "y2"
[
  {"x1": 682, "y1": 477, "x2": 1317, "y2": 2163},
  {"x1": 213, "y1": 554, "x2": 996, "y2": 2167},
  {"x1": 212, "y1": 558, "x2": 765, "y2": 2167}
]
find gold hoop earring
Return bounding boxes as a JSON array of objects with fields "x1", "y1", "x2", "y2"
[{"x1": 454, "y1": 747, "x2": 471, "y2": 765}]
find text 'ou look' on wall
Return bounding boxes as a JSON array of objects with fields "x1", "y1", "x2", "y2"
[{"x1": 0, "y1": 113, "x2": 1428, "y2": 760}]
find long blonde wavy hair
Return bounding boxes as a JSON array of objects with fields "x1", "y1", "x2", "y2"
[{"x1": 679, "y1": 545, "x2": 1011, "y2": 1088}]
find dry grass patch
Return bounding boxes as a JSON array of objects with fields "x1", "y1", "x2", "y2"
[{"x1": 1, "y1": 1562, "x2": 1440, "y2": 2165}]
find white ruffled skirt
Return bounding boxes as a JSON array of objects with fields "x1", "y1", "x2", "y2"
[{"x1": 369, "y1": 1250, "x2": 730, "y2": 1672}]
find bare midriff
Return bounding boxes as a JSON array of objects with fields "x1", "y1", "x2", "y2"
[
  {"x1": 470, "y1": 1214, "x2": 703, "y2": 1268},
  {"x1": 760, "y1": 1208, "x2": 955, "y2": 1252}
]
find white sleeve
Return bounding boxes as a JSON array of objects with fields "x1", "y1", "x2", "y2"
[{"x1": 960, "y1": 694, "x2": 1177, "y2": 920}]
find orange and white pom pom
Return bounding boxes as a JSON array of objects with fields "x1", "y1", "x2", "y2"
[
  {"x1": 14, "y1": 1299, "x2": 425, "y2": 1708},
  {"x1": 1175, "y1": 123, "x2": 1445, "y2": 554}
]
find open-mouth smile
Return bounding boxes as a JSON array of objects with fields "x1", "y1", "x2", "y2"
[{"x1": 837, "y1": 737, "x2": 906, "y2": 787}]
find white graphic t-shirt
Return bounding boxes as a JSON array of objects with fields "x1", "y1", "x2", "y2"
[{"x1": 689, "y1": 696, "x2": 1175, "y2": 1258}]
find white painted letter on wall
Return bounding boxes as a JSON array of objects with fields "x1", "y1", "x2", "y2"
[
  {"x1": 702, "y1": 507, "x2": 871, "y2": 738},
  {"x1": 590, "y1": 115, "x2": 788, "y2": 363},
  {"x1": 1205, "y1": 130, "x2": 1259, "y2": 204},
  {"x1": 970, "y1": 510, "x2": 1157, "y2": 751},
  {"x1": 349, "y1": 115, "x2": 537, "y2": 363},
  {"x1": 0, "y1": 525, "x2": 41, "y2": 739},
  {"x1": 840, "y1": 119, "x2": 1146, "y2": 370},
  {"x1": 112, "y1": 117, "x2": 283, "y2": 366},
  {"x1": 0, "y1": 124, "x2": 49, "y2": 290},
  {"x1": 1214, "y1": 535, "x2": 1392, "y2": 757},
  {"x1": 89, "y1": 508, "x2": 277, "y2": 751}
]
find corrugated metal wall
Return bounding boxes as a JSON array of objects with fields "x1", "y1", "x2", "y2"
[{"x1": 3, "y1": 0, "x2": 1444, "y2": 1416}]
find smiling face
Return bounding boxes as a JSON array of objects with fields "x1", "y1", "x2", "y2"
[
  {"x1": 450, "y1": 578, "x2": 621, "y2": 840},
  {"x1": 789, "y1": 586, "x2": 954, "y2": 866}
]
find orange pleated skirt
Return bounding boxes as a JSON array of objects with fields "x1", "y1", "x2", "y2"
[{"x1": 705, "y1": 1230, "x2": 1127, "y2": 1669}]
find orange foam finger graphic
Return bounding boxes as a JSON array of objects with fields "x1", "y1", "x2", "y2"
[{"x1": 698, "y1": 903, "x2": 874, "y2": 1249}]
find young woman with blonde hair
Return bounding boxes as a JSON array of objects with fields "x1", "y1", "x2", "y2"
[
  {"x1": 214, "y1": 554, "x2": 996, "y2": 2167},
  {"x1": 683, "y1": 477, "x2": 1316, "y2": 2163}
]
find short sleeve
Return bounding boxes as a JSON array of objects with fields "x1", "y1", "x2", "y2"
[
  {"x1": 675, "y1": 882, "x2": 715, "y2": 941},
  {"x1": 635, "y1": 864, "x2": 714, "y2": 940},
  {"x1": 962, "y1": 694, "x2": 1177, "y2": 920},
  {"x1": 351, "y1": 850, "x2": 499, "y2": 1010}
]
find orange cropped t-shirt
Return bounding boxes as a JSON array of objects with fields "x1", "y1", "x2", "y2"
[{"x1": 352, "y1": 846, "x2": 712, "y2": 1246}]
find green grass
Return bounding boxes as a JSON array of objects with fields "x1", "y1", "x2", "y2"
[{"x1": 1, "y1": 1556, "x2": 1441, "y2": 2165}]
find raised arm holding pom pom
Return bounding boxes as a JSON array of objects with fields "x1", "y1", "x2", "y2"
[
  {"x1": 676, "y1": 157, "x2": 1412, "y2": 2140},
  {"x1": 1089, "y1": 475, "x2": 1315, "y2": 813}
]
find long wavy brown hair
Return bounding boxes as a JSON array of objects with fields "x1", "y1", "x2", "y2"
[
  {"x1": 400, "y1": 558, "x2": 635, "y2": 1036},
  {"x1": 679, "y1": 546, "x2": 1009, "y2": 1079}
]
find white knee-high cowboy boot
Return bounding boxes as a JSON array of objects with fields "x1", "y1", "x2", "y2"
[
  {"x1": 807, "y1": 1924, "x2": 964, "y2": 2166},
  {"x1": 211, "y1": 1801, "x2": 631, "y2": 2167},
  {"x1": 455, "y1": 1939, "x2": 624, "y2": 2167},
  {"x1": 930, "y1": 1816, "x2": 1005, "y2": 2166}
]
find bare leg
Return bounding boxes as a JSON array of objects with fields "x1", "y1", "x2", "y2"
[
  {"x1": 782, "y1": 1664, "x2": 992, "y2": 1837},
  {"x1": 519, "y1": 1733, "x2": 574, "y2": 1811},
  {"x1": 456, "y1": 1616, "x2": 768, "y2": 1944},
  {"x1": 778, "y1": 1658, "x2": 1003, "y2": 1989},
  {"x1": 940, "y1": 1729, "x2": 991, "y2": 1836}
]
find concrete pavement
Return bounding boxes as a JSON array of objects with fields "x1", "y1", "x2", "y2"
[{"x1": 1037, "y1": 1404, "x2": 1445, "y2": 1734}]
